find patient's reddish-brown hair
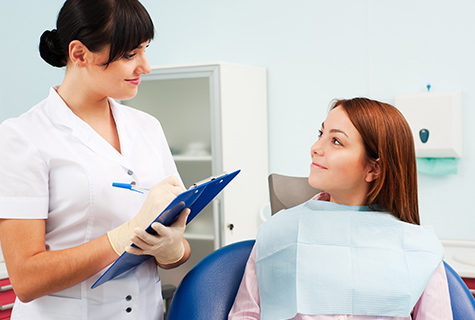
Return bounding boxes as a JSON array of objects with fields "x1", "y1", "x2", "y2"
[{"x1": 331, "y1": 98, "x2": 420, "y2": 225}]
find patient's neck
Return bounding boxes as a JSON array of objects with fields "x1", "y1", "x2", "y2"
[{"x1": 328, "y1": 190, "x2": 367, "y2": 207}]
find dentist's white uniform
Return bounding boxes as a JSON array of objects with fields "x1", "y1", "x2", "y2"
[{"x1": 0, "y1": 87, "x2": 180, "y2": 319}]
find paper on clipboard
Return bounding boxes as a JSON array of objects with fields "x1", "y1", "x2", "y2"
[{"x1": 91, "y1": 169, "x2": 240, "y2": 289}]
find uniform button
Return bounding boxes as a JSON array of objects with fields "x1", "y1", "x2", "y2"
[
  {"x1": 126, "y1": 307, "x2": 132, "y2": 313},
  {"x1": 126, "y1": 295, "x2": 132, "y2": 301},
  {"x1": 127, "y1": 169, "x2": 134, "y2": 175}
]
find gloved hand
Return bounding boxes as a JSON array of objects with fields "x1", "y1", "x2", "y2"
[
  {"x1": 126, "y1": 208, "x2": 190, "y2": 264},
  {"x1": 107, "y1": 176, "x2": 185, "y2": 256}
]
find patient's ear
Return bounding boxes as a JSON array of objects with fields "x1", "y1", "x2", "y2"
[{"x1": 365, "y1": 158, "x2": 380, "y2": 183}]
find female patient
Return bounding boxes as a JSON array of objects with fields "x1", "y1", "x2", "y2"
[{"x1": 229, "y1": 98, "x2": 452, "y2": 319}]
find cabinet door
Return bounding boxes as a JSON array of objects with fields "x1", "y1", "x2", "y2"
[{"x1": 217, "y1": 63, "x2": 268, "y2": 245}]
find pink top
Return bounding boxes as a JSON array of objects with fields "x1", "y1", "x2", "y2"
[{"x1": 229, "y1": 193, "x2": 453, "y2": 320}]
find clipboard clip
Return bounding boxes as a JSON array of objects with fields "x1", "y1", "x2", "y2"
[{"x1": 188, "y1": 172, "x2": 228, "y2": 189}]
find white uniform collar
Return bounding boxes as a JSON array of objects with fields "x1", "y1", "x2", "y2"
[{"x1": 44, "y1": 86, "x2": 134, "y2": 167}]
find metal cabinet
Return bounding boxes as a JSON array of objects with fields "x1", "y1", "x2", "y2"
[{"x1": 123, "y1": 62, "x2": 269, "y2": 287}]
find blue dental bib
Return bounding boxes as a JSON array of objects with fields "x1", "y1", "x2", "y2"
[{"x1": 256, "y1": 200, "x2": 443, "y2": 319}]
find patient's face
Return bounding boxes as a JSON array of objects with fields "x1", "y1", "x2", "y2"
[{"x1": 308, "y1": 106, "x2": 372, "y2": 206}]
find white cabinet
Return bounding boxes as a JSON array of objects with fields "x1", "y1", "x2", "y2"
[{"x1": 123, "y1": 62, "x2": 268, "y2": 286}]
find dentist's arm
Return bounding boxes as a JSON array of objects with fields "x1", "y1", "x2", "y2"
[
  {"x1": 0, "y1": 219, "x2": 117, "y2": 302},
  {"x1": 0, "y1": 176, "x2": 186, "y2": 303}
]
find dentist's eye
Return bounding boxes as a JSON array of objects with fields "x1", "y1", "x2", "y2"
[{"x1": 123, "y1": 52, "x2": 136, "y2": 59}]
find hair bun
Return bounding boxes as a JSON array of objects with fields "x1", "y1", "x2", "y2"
[{"x1": 39, "y1": 29, "x2": 66, "y2": 67}]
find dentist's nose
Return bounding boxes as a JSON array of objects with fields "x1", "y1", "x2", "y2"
[{"x1": 137, "y1": 54, "x2": 151, "y2": 75}]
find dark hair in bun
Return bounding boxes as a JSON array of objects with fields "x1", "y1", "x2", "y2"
[
  {"x1": 39, "y1": 0, "x2": 155, "y2": 68},
  {"x1": 39, "y1": 29, "x2": 67, "y2": 67}
]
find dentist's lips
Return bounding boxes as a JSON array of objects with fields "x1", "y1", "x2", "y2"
[
  {"x1": 125, "y1": 77, "x2": 141, "y2": 85},
  {"x1": 311, "y1": 162, "x2": 327, "y2": 170}
]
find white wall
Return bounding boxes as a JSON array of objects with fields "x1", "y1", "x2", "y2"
[
  {"x1": 1, "y1": 0, "x2": 473, "y2": 240},
  {"x1": 0, "y1": 1, "x2": 65, "y2": 120}
]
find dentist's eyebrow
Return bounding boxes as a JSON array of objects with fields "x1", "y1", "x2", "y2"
[{"x1": 133, "y1": 41, "x2": 151, "y2": 50}]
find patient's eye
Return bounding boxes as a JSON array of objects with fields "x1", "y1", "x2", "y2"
[
  {"x1": 332, "y1": 138, "x2": 342, "y2": 146},
  {"x1": 317, "y1": 130, "x2": 323, "y2": 138}
]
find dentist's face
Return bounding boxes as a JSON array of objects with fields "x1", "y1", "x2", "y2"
[
  {"x1": 87, "y1": 41, "x2": 151, "y2": 100},
  {"x1": 308, "y1": 106, "x2": 373, "y2": 205}
]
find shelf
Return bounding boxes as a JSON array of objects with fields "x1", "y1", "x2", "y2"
[
  {"x1": 173, "y1": 154, "x2": 212, "y2": 162},
  {"x1": 184, "y1": 233, "x2": 215, "y2": 241}
]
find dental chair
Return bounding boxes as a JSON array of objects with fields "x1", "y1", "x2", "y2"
[
  {"x1": 166, "y1": 174, "x2": 475, "y2": 319},
  {"x1": 268, "y1": 173, "x2": 320, "y2": 215},
  {"x1": 443, "y1": 261, "x2": 475, "y2": 319},
  {"x1": 166, "y1": 240, "x2": 255, "y2": 320}
]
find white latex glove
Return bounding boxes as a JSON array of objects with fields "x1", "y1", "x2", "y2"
[
  {"x1": 126, "y1": 208, "x2": 190, "y2": 264},
  {"x1": 107, "y1": 176, "x2": 185, "y2": 255}
]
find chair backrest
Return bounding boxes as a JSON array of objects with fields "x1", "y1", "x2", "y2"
[
  {"x1": 166, "y1": 240, "x2": 255, "y2": 320},
  {"x1": 444, "y1": 261, "x2": 475, "y2": 320},
  {"x1": 268, "y1": 173, "x2": 320, "y2": 215}
]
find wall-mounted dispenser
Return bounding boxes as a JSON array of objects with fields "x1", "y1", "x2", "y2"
[{"x1": 395, "y1": 91, "x2": 462, "y2": 158}]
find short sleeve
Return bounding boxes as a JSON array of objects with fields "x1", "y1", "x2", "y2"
[
  {"x1": 411, "y1": 262, "x2": 453, "y2": 319},
  {"x1": 0, "y1": 122, "x2": 49, "y2": 219}
]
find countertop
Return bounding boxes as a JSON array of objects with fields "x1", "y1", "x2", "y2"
[{"x1": 442, "y1": 239, "x2": 475, "y2": 278}]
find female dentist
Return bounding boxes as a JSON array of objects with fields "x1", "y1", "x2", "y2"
[{"x1": 0, "y1": 0, "x2": 190, "y2": 319}]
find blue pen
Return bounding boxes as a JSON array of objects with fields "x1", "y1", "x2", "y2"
[{"x1": 112, "y1": 182, "x2": 150, "y2": 194}]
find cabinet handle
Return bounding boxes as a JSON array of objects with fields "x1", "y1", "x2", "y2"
[
  {"x1": 0, "y1": 284, "x2": 12, "y2": 292},
  {"x1": 227, "y1": 223, "x2": 234, "y2": 231},
  {"x1": 0, "y1": 303, "x2": 13, "y2": 311}
]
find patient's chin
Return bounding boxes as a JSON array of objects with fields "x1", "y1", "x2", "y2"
[{"x1": 308, "y1": 176, "x2": 323, "y2": 190}]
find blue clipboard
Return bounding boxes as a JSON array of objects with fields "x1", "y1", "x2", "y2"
[{"x1": 91, "y1": 169, "x2": 240, "y2": 289}]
